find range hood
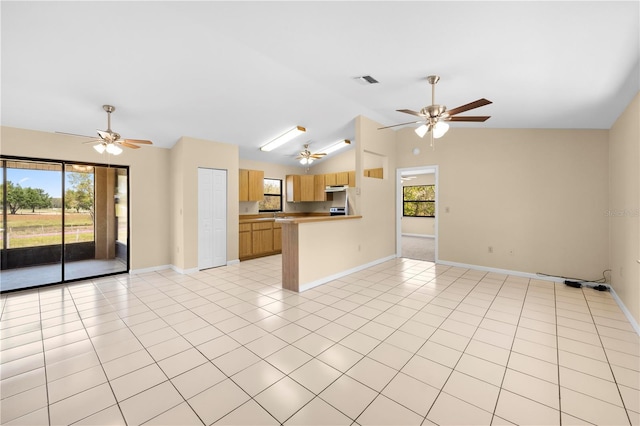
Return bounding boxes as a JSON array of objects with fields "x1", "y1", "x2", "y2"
[{"x1": 325, "y1": 185, "x2": 348, "y2": 192}]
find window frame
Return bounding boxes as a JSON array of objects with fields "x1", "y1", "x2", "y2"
[
  {"x1": 403, "y1": 184, "x2": 435, "y2": 218},
  {"x1": 258, "y1": 178, "x2": 282, "y2": 212}
]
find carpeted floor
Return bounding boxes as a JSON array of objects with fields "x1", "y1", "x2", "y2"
[{"x1": 401, "y1": 235, "x2": 435, "y2": 262}]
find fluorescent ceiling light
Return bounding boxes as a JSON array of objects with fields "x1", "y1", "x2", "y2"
[
  {"x1": 320, "y1": 139, "x2": 351, "y2": 155},
  {"x1": 415, "y1": 124, "x2": 429, "y2": 138},
  {"x1": 260, "y1": 126, "x2": 306, "y2": 152},
  {"x1": 433, "y1": 121, "x2": 449, "y2": 139}
]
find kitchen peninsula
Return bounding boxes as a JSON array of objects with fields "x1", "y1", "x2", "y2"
[{"x1": 276, "y1": 214, "x2": 362, "y2": 292}]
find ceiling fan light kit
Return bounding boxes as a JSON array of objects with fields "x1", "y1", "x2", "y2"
[
  {"x1": 381, "y1": 75, "x2": 491, "y2": 147},
  {"x1": 296, "y1": 143, "x2": 327, "y2": 165},
  {"x1": 260, "y1": 125, "x2": 306, "y2": 152}
]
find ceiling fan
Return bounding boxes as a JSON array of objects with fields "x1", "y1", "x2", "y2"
[
  {"x1": 379, "y1": 75, "x2": 492, "y2": 146},
  {"x1": 58, "y1": 105, "x2": 153, "y2": 155},
  {"x1": 296, "y1": 144, "x2": 326, "y2": 165}
]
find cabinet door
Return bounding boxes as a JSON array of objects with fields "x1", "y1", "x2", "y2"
[
  {"x1": 248, "y1": 170, "x2": 264, "y2": 201},
  {"x1": 286, "y1": 175, "x2": 300, "y2": 202},
  {"x1": 273, "y1": 225, "x2": 282, "y2": 251},
  {"x1": 239, "y1": 231, "x2": 252, "y2": 257},
  {"x1": 239, "y1": 169, "x2": 249, "y2": 201},
  {"x1": 252, "y1": 222, "x2": 274, "y2": 254},
  {"x1": 348, "y1": 170, "x2": 356, "y2": 187},
  {"x1": 324, "y1": 173, "x2": 336, "y2": 186},
  {"x1": 300, "y1": 175, "x2": 315, "y2": 201},
  {"x1": 239, "y1": 223, "x2": 252, "y2": 258},
  {"x1": 314, "y1": 174, "x2": 326, "y2": 201},
  {"x1": 336, "y1": 171, "x2": 349, "y2": 185}
]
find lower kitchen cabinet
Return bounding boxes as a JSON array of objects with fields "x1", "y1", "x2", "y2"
[
  {"x1": 239, "y1": 219, "x2": 282, "y2": 260},
  {"x1": 239, "y1": 223, "x2": 252, "y2": 258},
  {"x1": 252, "y1": 222, "x2": 274, "y2": 255},
  {"x1": 273, "y1": 222, "x2": 282, "y2": 251}
]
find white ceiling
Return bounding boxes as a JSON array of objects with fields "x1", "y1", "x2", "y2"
[{"x1": 2, "y1": 1, "x2": 638, "y2": 165}]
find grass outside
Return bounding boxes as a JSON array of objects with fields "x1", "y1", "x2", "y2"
[{"x1": 2, "y1": 210, "x2": 94, "y2": 248}]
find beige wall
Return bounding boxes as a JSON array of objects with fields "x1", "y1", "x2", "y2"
[
  {"x1": 396, "y1": 127, "x2": 610, "y2": 281},
  {"x1": 609, "y1": 92, "x2": 640, "y2": 323},
  {"x1": 295, "y1": 116, "x2": 397, "y2": 288},
  {"x1": 356, "y1": 115, "x2": 397, "y2": 261},
  {"x1": 170, "y1": 136, "x2": 239, "y2": 271},
  {"x1": 0, "y1": 126, "x2": 172, "y2": 271},
  {"x1": 402, "y1": 173, "x2": 436, "y2": 236},
  {"x1": 309, "y1": 148, "x2": 356, "y2": 175}
]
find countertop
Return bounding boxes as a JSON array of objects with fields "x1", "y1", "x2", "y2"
[{"x1": 275, "y1": 215, "x2": 362, "y2": 224}]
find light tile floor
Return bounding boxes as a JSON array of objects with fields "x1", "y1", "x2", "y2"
[{"x1": 1, "y1": 255, "x2": 638, "y2": 425}]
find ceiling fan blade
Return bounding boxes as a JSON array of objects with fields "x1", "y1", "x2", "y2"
[
  {"x1": 120, "y1": 142, "x2": 141, "y2": 149},
  {"x1": 446, "y1": 116, "x2": 491, "y2": 122},
  {"x1": 56, "y1": 131, "x2": 95, "y2": 138},
  {"x1": 81, "y1": 139, "x2": 102, "y2": 144},
  {"x1": 397, "y1": 109, "x2": 425, "y2": 117},
  {"x1": 446, "y1": 98, "x2": 492, "y2": 116},
  {"x1": 378, "y1": 120, "x2": 423, "y2": 130},
  {"x1": 310, "y1": 154, "x2": 326, "y2": 159},
  {"x1": 124, "y1": 139, "x2": 153, "y2": 145}
]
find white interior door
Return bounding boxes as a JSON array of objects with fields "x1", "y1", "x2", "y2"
[{"x1": 198, "y1": 168, "x2": 227, "y2": 270}]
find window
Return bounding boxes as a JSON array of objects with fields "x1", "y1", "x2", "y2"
[
  {"x1": 403, "y1": 185, "x2": 435, "y2": 217},
  {"x1": 259, "y1": 178, "x2": 282, "y2": 212}
]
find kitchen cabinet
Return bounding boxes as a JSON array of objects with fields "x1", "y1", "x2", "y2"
[
  {"x1": 286, "y1": 174, "x2": 315, "y2": 202},
  {"x1": 239, "y1": 219, "x2": 283, "y2": 260},
  {"x1": 314, "y1": 174, "x2": 326, "y2": 201},
  {"x1": 324, "y1": 173, "x2": 337, "y2": 186},
  {"x1": 348, "y1": 170, "x2": 356, "y2": 186},
  {"x1": 252, "y1": 222, "x2": 274, "y2": 255},
  {"x1": 239, "y1": 223, "x2": 252, "y2": 258},
  {"x1": 336, "y1": 171, "x2": 349, "y2": 186},
  {"x1": 239, "y1": 169, "x2": 264, "y2": 201},
  {"x1": 273, "y1": 222, "x2": 282, "y2": 251}
]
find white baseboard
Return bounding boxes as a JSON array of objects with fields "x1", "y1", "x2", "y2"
[
  {"x1": 402, "y1": 233, "x2": 435, "y2": 239},
  {"x1": 169, "y1": 265, "x2": 199, "y2": 275},
  {"x1": 129, "y1": 265, "x2": 172, "y2": 275},
  {"x1": 299, "y1": 255, "x2": 397, "y2": 292},
  {"x1": 227, "y1": 259, "x2": 240, "y2": 266},
  {"x1": 437, "y1": 259, "x2": 639, "y2": 336},
  {"x1": 608, "y1": 287, "x2": 640, "y2": 336}
]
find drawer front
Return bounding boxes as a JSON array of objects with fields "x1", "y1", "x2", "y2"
[
  {"x1": 252, "y1": 222, "x2": 273, "y2": 231},
  {"x1": 239, "y1": 223, "x2": 252, "y2": 232}
]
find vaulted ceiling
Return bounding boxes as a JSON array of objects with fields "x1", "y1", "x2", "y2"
[{"x1": 2, "y1": 1, "x2": 638, "y2": 164}]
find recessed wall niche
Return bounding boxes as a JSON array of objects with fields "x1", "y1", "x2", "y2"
[{"x1": 363, "y1": 150, "x2": 385, "y2": 179}]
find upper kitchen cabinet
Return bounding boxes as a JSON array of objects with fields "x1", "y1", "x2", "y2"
[
  {"x1": 239, "y1": 169, "x2": 264, "y2": 201},
  {"x1": 314, "y1": 174, "x2": 327, "y2": 201},
  {"x1": 286, "y1": 174, "x2": 315, "y2": 202},
  {"x1": 324, "y1": 173, "x2": 337, "y2": 186},
  {"x1": 336, "y1": 171, "x2": 349, "y2": 186}
]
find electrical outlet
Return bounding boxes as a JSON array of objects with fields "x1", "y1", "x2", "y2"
[{"x1": 488, "y1": 246, "x2": 493, "y2": 253}]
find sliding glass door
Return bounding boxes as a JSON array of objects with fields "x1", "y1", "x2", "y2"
[{"x1": 0, "y1": 157, "x2": 129, "y2": 292}]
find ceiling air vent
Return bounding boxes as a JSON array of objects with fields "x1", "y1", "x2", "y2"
[{"x1": 356, "y1": 75, "x2": 379, "y2": 85}]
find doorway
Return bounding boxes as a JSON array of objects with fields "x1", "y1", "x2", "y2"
[
  {"x1": 396, "y1": 166, "x2": 438, "y2": 262},
  {"x1": 0, "y1": 157, "x2": 129, "y2": 292},
  {"x1": 198, "y1": 168, "x2": 227, "y2": 270}
]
